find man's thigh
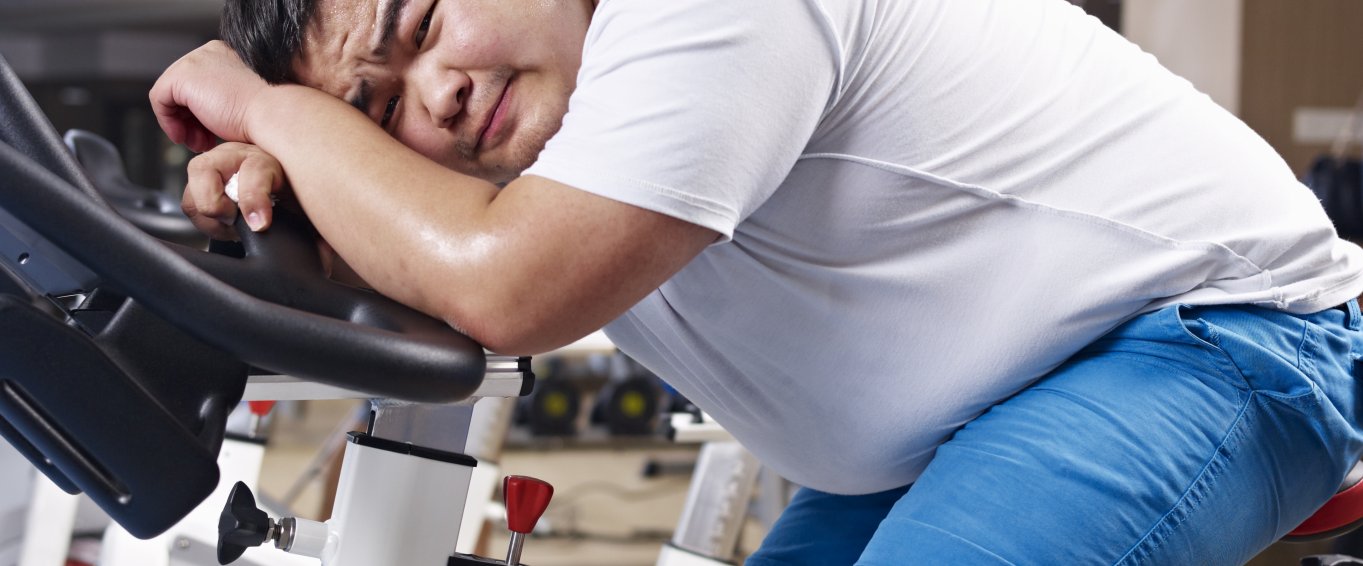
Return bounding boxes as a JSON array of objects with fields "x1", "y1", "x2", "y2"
[
  {"x1": 745, "y1": 485, "x2": 909, "y2": 565},
  {"x1": 858, "y1": 304, "x2": 1363, "y2": 565}
]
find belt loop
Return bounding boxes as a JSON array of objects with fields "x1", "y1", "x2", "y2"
[{"x1": 1347, "y1": 299, "x2": 1361, "y2": 331}]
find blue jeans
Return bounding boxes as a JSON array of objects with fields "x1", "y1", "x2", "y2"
[{"x1": 747, "y1": 301, "x2": 1363, "y2": 565}]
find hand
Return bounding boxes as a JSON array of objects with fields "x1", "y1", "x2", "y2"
[
  {"x1": 150, "y1": 41, "x2": 268, "y2": 152},
  {"x1": 182, "y1": 142, "x2": 288, "y2": 240}
]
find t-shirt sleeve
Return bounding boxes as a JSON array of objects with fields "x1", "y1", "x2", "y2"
[{"x1": 523, "y1": 0, "x2": 839, "y2": 241}]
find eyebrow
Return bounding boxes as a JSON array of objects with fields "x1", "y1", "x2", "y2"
[
  {"x1": 345, "y1": 0, "x2": 410, "y2": 116},
  {"x1": 373, "y1": 0, "x2": 412, "y2": 60}
]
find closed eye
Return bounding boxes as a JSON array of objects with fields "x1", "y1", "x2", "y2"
[
  {"x1": 380, "y1": 95, "x2": 401, "y2": 128},
  {"x1": 415, "y1": 1, "x2": 436, "y2": 47}
]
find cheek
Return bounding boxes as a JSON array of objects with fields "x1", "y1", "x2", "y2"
[{"x1": 441, "y1": 10, "x2": 507, "y2": 62}]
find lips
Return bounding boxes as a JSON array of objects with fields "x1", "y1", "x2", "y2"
[{"x1": 476, "y1": 77, "x2": 513, "y2": 151}]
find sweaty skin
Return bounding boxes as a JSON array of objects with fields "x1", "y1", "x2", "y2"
[{"x1": 152, "y1": 0, "x2": 717, "y2": 354}]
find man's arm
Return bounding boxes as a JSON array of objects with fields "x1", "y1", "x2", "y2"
[
  {"x1": 151, "y1": 42, "x2": 716, "y2": 355},
  {"x1": 245, "y1": 84, "x2": 716, "y2": 355}
]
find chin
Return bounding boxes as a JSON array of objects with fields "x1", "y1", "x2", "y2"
[
  {"x1": 438, "y1": 152, "x2": 518, "y2": 184},
  {"x1": 459, "y1": 157, "x2": 530, "y2": 185},
  {"x1": 485, "y1": 168, "x2": 521, "y2": 186},
  {"x1": 491, "y1": 135, "x2": 555, "y2": 184},
  {"x1": 451, "y1": 111, "x2": 563, "y2": 185}
]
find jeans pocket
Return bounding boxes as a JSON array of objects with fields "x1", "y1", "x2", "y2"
[
  {"x1": 1174, "y1": 304, "x2": 1224, "y2": 352},
  {"x1": 1168, "y1": 304, "x2": 1249, "y2": 391},
  {"x1": 1179, "y1": 304, "x2": 1326, "y2": 404}
]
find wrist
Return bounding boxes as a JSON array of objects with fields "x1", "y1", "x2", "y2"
[
  {"x1": 243, "y1": 84, "x2": 310, "y2": 148},
  {"x1": 242, "y1": 85, "x2": 283, "y2": 146}
]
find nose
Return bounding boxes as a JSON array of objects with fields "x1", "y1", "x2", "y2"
[{"x1": 410, "y1": 58, "x2": 470, "y2": 130}]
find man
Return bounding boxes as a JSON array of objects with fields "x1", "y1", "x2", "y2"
[{"x1": 151, "y1": 0, "x2": 1363, "y2": 563}]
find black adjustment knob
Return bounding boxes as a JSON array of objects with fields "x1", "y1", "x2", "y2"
[{"x1": 217, "y1": 481, "x2": 273, "y2": 565}]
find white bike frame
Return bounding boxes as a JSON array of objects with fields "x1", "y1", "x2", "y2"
[{"x1": 17, "y1": 356, "x2": 529, "y2": 566}]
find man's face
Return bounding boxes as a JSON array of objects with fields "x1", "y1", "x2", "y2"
[{"x1": 294, "y1": 0, "x2": 594, "y2": 183}]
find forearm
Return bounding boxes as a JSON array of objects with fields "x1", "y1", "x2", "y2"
[
  {"x1": 151, "y1": 43, "x2": 708, "y2": 353},
  {"x1": 236, "y1": 84, "x2": 715, "y2": 355},
  {"x1": 245, "y1": 85, "x2": 505, "y2": 341}
]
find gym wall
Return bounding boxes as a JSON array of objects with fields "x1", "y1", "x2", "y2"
[
  {"x1": 1240, "y1": 0, "x2": 1363, "y2": 175},
  {"x1": 1125, "y1": 0, "x2": 1363, "y2": 176}
]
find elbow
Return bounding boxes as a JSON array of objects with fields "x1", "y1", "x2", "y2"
[
  {"x1": 437, "y1": 296, "x2": 561, "y2": 357},
  {"x1": 466, "y1": 324, "x2": 542, "y2": 357}
]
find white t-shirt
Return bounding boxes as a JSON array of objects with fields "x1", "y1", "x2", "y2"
[{"x1": 525, "y1": 0, "x2": 1363, "y2": 494}]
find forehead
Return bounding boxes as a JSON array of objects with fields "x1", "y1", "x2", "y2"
[{"x1": 293, "y1": 0, "x2": 391, "y2": 99}]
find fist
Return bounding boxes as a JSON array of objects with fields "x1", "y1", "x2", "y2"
[{"x1": 150, "y1": 41, "x2": 269, "y2": 152}]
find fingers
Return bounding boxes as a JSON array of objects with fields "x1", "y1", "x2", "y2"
[
  {"x1": 150, "y1": 68, "x2": 212, "y2": 150},
  {"x1": 185, "y1": 205, "x2": 238, "y2": 241},
  {"x1": 149, "y1": 40, "x2": 259, "y2": 150},
  {"x1": 186, "y1": 126, "x2": 218, "y2": 154},
  {"x1": 149, "y1": 73, "x2": 186, "y2": 145},
  {"x1": 183, "y1": 152, "x2": 240, "y2": 241},
  {"x1": 181, "y1": 143, "x2": 286, "y2": 239},
  {"x1": 234, "y1": 154, "x2": 284, "y2": 232}
]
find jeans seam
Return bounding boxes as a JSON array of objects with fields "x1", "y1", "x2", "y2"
[
  {"x1": 1113, "y1": 394, "x2": 1254, "y2": 566},
  {"x1": 1246, "y1": 322, "x2": 1327, "y2": 410},
  {"x1": 1298, "y1": 321, "x2": 1320, "y2": 386},
  {"x1": 855, "y1": 518, "x2": 1015, "y2": 566}
]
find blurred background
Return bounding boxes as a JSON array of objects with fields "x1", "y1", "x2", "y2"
[
  {"x1": 0, "y1": 0, "x2": 220, "y2": 194},
  {"x1": 1, "y1": 1, "x2": 1361, "y2": 565},
  {"x1": 2, "y1": 0, "x2": 1360, "y2": 190}
]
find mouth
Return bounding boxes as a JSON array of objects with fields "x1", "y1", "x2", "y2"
[{"x1": 476, "y1": 76, "x2": 514, "y2": 151}]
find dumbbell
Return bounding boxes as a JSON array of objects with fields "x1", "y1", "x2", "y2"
[
  {"x1": 518, "y1": 378, "x2": 582, "y2": 437},
  {"x1": 591, "y1": 375, "x2": 662, "y2": 436}
]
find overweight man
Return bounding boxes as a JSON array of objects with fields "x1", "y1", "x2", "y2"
[{"x1": 151, "y1": 0, "x2": 1363, "y2": 563}]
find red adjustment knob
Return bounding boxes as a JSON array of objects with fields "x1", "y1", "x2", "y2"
[
  {"x1": 247, "y1": 401, "x2": 276, "y2": 416},
  {"x1": 503, "y1": 475, "x2": 553, "y2": 534}
]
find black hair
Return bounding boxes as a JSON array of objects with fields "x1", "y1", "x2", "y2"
[{"x1": 220, "y1": 0, "x2": 318, "y2": 85}]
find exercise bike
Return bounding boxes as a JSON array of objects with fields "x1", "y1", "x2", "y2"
[{"x1": 0, "y1": 52, "x2": 554, "y2": 566}]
